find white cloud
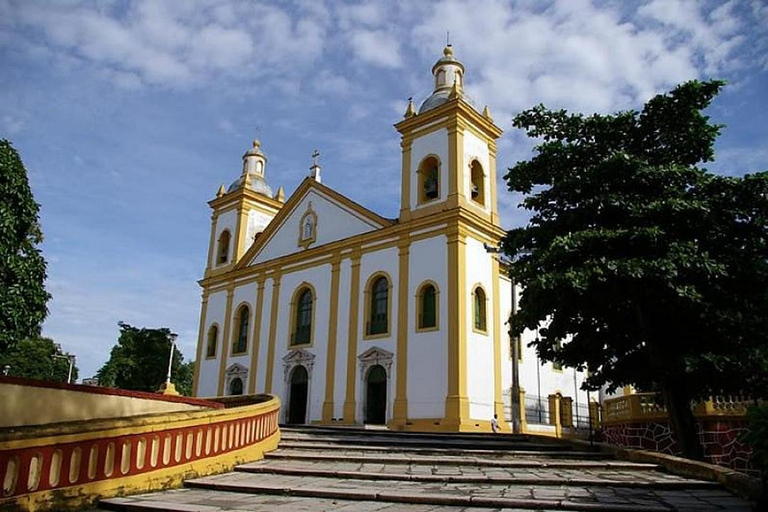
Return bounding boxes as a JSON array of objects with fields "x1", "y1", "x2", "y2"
[{"x1": 350, "y1": 29, "x2": 402, "y2": 68}]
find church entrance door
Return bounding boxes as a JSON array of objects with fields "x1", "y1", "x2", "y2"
[
  {"x1": 287, "y1": 365, "x2": 308, "y2": 424},
  {"x1": 365, "y1": 364, "x2": 387, "y2": 425}
]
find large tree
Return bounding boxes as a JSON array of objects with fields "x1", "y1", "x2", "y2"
[
  {"x1": 0, "y1": 140, "x2": 50, "y2": 355},
  {"x1": 503, "y1": 80, "x2": 768, "y2": 460},
  {"x1": 0, "y1": 336, "x2": 78, "y2": 383},
  {"x1": 96, "y1": 322, "x2": 188, "y2": 394}
]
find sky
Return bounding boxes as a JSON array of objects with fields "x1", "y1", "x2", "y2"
[{"x1": 1, "y1": 0, "x2": 767, "y2": 381}]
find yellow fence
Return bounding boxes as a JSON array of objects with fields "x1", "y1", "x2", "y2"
[
  {"x1": 602, "y1": 393, "x2": 752, "y2": 425},
  {"x1": 0, "y1": 393, "x2": 281, "y2": 512}
]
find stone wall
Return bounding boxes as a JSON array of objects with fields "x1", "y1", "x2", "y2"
[{"x1": 602, "y1": 418, "x2": 753, "y2": 474}]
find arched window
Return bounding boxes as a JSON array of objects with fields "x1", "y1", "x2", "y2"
[
  {"x1": 233, "y1": 305, "x2": 249, "y2": 354},
  {"x1": 292, "y1": 287, "x2": 313, "y2": 346},
  {"x1": 417, "y1": 283, "x2": 438, "y2": 330},
  {"x1": 229, "y1": 377, "x2": 243, "y2": 396},
  {"x1": 470, "y1": 160, "x2": 485, "y2": 205},
  {"x1": 206, "y1": 324, "x2": 218, "y2": 358},
  {"x1": 418, "y1": 156, "x2": 440, "y2": 203},
  {"x1": 216, "y1": 230, "x2": 231, "y2": 265},
  {"x1": 368, "y1": 276, "x2": 389, "y2": 335},
  {"x1": 473, "y1": 286, "x2": 487, "y2": 332}
]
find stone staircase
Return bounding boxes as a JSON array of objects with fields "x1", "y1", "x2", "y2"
[{"x1": 99, "y1": 426, "x2": 753, "y2": 511}]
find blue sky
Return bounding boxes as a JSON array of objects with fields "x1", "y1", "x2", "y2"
[{"x1": 1, "y1": 0, "x2": 766, "y2": 381}]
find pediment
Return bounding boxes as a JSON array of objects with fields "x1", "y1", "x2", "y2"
[
  {"x1": 358, "y1": 346, "x2": 394, "y2": 364},
  {"x1": 282, "y1": 348, "x2": 316, "y2": 365},
  {"x1": 237, "y1": 178, "x2": 394, "y2": 268},
  {"x1": 225, "y1": 363, "x2": 248, "y2": 376}
]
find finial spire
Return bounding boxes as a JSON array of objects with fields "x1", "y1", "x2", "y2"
[{"x1": 404, "y1": 97, "x2": 416, "y2": 118}]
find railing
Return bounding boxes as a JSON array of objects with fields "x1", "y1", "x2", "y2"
[
  {"x1": 0, "y1": 393, "x2": 280, "y2": 511},
  {"x1": 602, "y1": 392, "x2": 754, "y2": 425}
]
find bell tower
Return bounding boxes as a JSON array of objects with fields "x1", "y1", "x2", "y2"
[
  {"x1": 204, "y1": 140, "x2": 285, "y2": 278},
  {"x1": 395, "y1": 46, "x2": 502, "y2": 226}
]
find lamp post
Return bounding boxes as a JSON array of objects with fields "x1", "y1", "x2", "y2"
[
  {"x1": 2, "y1": 364, "x2": 10, "y2": 376},
  {"x1": 158, "y1": 333, "x2": 180, "y2": 395},
  {"x1": 485, "y1": 243, "x2": 522, "y2": 434},
  {"x1": 52, "y1": 354, "x2": 75, "y2": 384}
]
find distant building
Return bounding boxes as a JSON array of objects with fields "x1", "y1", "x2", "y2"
[
  {"x1": 81, "y1": 377, "x2": 99, "y2": 386},
  {"x1": 193, "y1": 47, "x2": 589, "y2": 432}
]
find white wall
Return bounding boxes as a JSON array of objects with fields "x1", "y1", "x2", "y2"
[
  {"x1": 410, "y1": 128, "x2": 448, "y2": 210},
  {"x1": 463, "y1": 129, "x2": 491, "y2": 214},
  {"x1": 407, "y1": 235, "x2": 448, "y2": 419},
  {"x1": 464, "y1": 236, "x2": 496, "y2": 421},
  {"x1": 196, "y1": 289, "x2": 227, "y2": 397},
  {"x1": 225, "y1": 282, "x2": 258, "y2": 390},
  {"x1": 333, "y1": 258, "x2": 352, "y2": 420}
]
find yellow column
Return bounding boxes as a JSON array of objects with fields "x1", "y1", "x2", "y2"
[
  {"x1": 264, "y1": 273, "x2": 282, "y2": 394},
  {"x1": 191, "y1": 293, "x2": 209, "y2": 397},
  {"x1": 392, "y1": 237, "x2": 410, "y2": 428},
  {"x1": 206, "y1": 212, "x2": 218, "y2": 272},
  {"x1": 248, "y1": 277, "x2": 266, "y2": 394},
  {"x1": 322, "y1": 256, "x2": 342, "y2": 423},
  {"x1": 445, "y1": 227, "x2": 469, "y2": 428},
  {"x1": 343, "y1": 251, "x2": 362, "y2": 424},
  {"x1": 216, "y1": 287, "x2": 235, "y2": 396},
  {"x1": 446, "y1": 122, "x2": 465, "y2": 210},
  {"x1": 491, "y1": 256, "x2": 506, "y2": 430},
  {"x1": 233, "y1": 205, "x2": 250, "y2": 261},
  {"x1": 488, "y1": 141, "x2": 500, "y2": 225},
  {"x1": 399, "y1": 136, "x2": 412, "y2": 221}
]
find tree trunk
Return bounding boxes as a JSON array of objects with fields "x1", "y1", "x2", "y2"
[{"x1": 662, "y1": 382, "x2": 704, "y2": 460}]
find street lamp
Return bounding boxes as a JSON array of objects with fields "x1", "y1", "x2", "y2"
[
  {"x1": 2, "y1": 364, "x2": 10, "y2": 376},
  {"x1": 52, "y1": 353, "x2": 75, "y2": 384},
  {"x1": 485, "y1": 243, "x2": 522, "y2": 434},
  {"x1": 159, "y1": 333, "x2": 180, "y2": 395}
]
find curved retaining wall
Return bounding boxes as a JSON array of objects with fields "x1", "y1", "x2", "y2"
[{"x1": 0, "y1": 383, "x2": 280, "y2": 512}]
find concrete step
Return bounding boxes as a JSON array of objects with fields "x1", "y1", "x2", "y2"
[
  {"x1": 237, "y1": 460, "x2": 721, "y2": 489},
  {"x1": 276, "y1": 440, "x2": 609, "y2": 458},
  {"x1": 265, "y1": 449, "x2": 658, "y2": 469}
]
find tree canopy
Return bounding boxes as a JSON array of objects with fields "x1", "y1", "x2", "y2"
[
  {"x1": 503, "y1": 80, "x2": 768, "y2": 458},
  {"x1": 0, "y1": 336, "x2": 78, "y2": 383},
  {"x1": 96, "y1": 322, "x2": 192, "y2": 394},
  {"x1": 0, "y1": 139, "x2": 50, "y2": 355}
]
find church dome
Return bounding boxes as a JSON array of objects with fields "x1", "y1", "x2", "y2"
[
  {"x1": 418, "y1": 45, "x2": 476, "y2": 114},
  {"x1": 228, "y1": 140, "x2": 273, "y2": 197}
]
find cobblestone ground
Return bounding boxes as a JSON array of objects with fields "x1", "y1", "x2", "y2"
[{"x1": 98, "y1": 427, "x2": 756, "y2": 512}]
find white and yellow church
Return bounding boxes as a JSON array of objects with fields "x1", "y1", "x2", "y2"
[{"x1": 192, "y1": 47, "x2": 589, "y2": 432}]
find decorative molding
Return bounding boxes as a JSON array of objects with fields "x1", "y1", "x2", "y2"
[
  {"x1": 358, "y1": 346, "x2": 394, "y2": 381},
  {"x1": 282, "y1": 348, "x2": 316, "y2": 384}
]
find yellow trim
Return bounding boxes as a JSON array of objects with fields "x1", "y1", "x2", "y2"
[
  {"x1": 395, "y1": 96, "x2": 503, "y2": 141},
  {"x1": 491, "y1": 257, "x2": 507, "y2": 430},
  {"x1": 287, "y1": 282, "x2": 318, "y2": 349},
  {"x1": 445, "y1": 228, "x2": 469, "y2": 427},
  {"x1": 416, "y1": 154, "x2": 442, "y2": 205},
  {"x1": 342, "y1": 251, "x2": 362, "y2": 423},
  {"x1": 471, "y1": 283, "x2": 489, "y2": 335},
  {"x1": 234, "y1": 206, "x2": 250, "y2": 262},
  {"x1": 230, "y1": 302, "x2": 252, "y2": 356},
  {"x1": 205, "y1": 323, "x2": 220, "y2": 360},
  {"x1": 447, "y1": 123, "x2": 461, "y2": 208},
  {"x1": 192, "y1": 295, "x2": 209, "y2": 397},
  {"x1": 399, "y1": 138, "x2": 412, "y2": 221},
  {"x1": 263, "y1": 274, "x2": 282, "y2": 393},
  {"x1": 392, "y1": 237, "x2": 410, "y2": 427},
  {"x1": 248, "y1": 279, "x2": 266, "y2": 394},
  {"x1": 415, "y1": 280, "x2": 440, "y2": 333},
  {"x1": 362, "y1": 271, "x2": 394, "y2": 340},
  {"x1": 488, "y1": 140, "x2": 500, "y2": 225},
  {"x1": 322, "y1": 256, "x2": 342, "y2": 422},
  {"x1": 206, "y1": 213, "x2": 218, "y2": 270},
  {"x1": 217, "y1": 288, "x2": 235, "y2": 396}
]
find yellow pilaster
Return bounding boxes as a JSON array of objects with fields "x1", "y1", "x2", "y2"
[
  {"x1": 488, "y1": 140, "x2": 500, "y2": 226},
  {"x1": 392, "y1": 236, "x2": 410, "y2": 427},
  {"x1": 248, "y1": 277, "x2": 266, "y2": 394},
  {"x1": 343, "y1": 251, "x2": 362, "y2": 424},
  {"x1": 191, "y1": 293, "x2": 209, "y2": 397},
  {"x1": 233, "y1": 206, "x2": 250, "y2": 262},
  {"x1": 491, "y1": 256, "x2": 507, "y2": 430},
  {"x1": 445, "y1": 227, "x2": 469, "y2": 428},
  {"x1": 206, "y1": 212, "x2": 218, "y2": 271},
  {"x1": 322, "y1": 256, "x2": 342, "y2": 423},
  {"x1": 399, "y1": 136, "x2": 412, "y2": 221},
  {"x1": 217, "y1": 287, "x2": 235, "y2": 396},
  {"x1": 264, "y1": 273, "x2": 282, "y2": 394},
  {"x1": 446, "y1": 122, "x2": 465, "y2": 210}
]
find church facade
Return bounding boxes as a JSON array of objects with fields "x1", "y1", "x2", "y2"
[{"x1": 192, "y1": 47, "x2": 589, "y2": 432}]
